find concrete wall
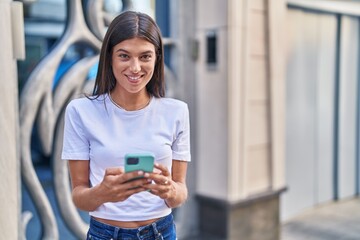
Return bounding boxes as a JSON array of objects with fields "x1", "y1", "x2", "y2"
[
  {"x1": 196, "y1": 0, "x2": 229, "y2": 199},
  {"x1": 194, "y1": 0, "x2": 286, "y2": 238},
  {"x1": 196, "y1": 0, "x2": 286, "y2": 201},
  {"x1": 0, "y1": 0, "x2": 24, "y2": 238}
]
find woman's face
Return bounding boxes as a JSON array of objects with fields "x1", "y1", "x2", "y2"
[{"x1": 111, "y1": 37, "x2": 156, "y2": 96}]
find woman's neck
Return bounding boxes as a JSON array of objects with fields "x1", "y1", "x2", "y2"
[{"x1": 109, "y1": 91, "x2": 151, "y2": 111}]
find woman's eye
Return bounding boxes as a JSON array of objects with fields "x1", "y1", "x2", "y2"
[
  {"x1": 141, "y1": 55, "x2": 152, "y2": 61},
  {"x1": 118, "y1": 54, "x2": 129, "y2": 59}
]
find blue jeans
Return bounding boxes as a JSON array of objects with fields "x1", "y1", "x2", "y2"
[{"x1": 87, "y1": 214, "x2": 176, "y2": 240}]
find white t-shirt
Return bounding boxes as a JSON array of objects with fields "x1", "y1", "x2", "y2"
[{"x1": 61, "y1": 94, "x2": 191, "y2": 221}]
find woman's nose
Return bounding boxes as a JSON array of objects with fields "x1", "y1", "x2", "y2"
[{"x1": 129, "y1": 58, "x2": 141, "y2": 73}]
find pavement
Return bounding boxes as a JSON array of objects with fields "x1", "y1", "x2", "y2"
[{"x1": 281, "y1": 197, "x2": 360, "y2": 240}]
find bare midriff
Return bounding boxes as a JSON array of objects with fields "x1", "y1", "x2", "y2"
[{"x1": 93, "y1": 216, "x2": 161, "y2": 228}]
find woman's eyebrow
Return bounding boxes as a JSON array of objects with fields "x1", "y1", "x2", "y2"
[
  {"x1": 115, "y1": 49, "x2": 154, "y2": 55},
  {"x1": 115, "y1": 48, "x2": 129, "y2": 53},
  {"x1": 140, "y1": 51, "x2": 155, "y2": 55}
]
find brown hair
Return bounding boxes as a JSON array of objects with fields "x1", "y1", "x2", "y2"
[{"x1": 92, "y1": 11, "x2": 165, "y2": 98}]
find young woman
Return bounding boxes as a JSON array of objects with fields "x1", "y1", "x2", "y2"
[{"x1": 62, "y1": 11, "x2": 191, "y2": 240}]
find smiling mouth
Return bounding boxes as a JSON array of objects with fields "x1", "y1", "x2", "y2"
[{"x1": 127, "y1": 75, "x2": 142, "y2": 82}]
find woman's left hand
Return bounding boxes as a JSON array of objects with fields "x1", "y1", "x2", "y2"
[{"x1": 143, "y1": 163, "x2": 176, "y2": 201}]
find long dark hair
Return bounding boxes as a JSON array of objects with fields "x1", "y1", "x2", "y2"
[{"x1": 92, "y1": 11, "x2": 165, "y2": 98}]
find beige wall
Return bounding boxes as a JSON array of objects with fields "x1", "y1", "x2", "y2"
[
  {"x1": 0, "y1": 0, "x2": 24, "y2": 238},
  {"x1": 196, "y1": 0, "x2": 229, "y2": 199},
  {"x1": 196, "y1": 0, "x2": 286, "y2": 201}
]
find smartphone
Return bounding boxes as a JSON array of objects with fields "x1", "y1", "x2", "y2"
[{"x1": 124, "y1": 153, "x2": 155, "y2": 181}]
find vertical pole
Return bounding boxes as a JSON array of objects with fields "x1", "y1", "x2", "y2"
[
  {"x1": 357, "y1": 18, "x2": 360, "y2": 195},
  {"x1": 333, "y1": 14, "x2": 341, "y2": 200}
]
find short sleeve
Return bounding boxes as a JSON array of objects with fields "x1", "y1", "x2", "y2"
[
  {"x1": 172, "y1": 104, "x2": 191, "y2": 162},
  {"x1": 61, "y1": 101, "x2": 90, "y2": 160}
]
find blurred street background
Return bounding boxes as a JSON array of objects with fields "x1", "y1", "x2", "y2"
[{"x1": 1, "y1": 0, "x2": 360, "y2": 239}]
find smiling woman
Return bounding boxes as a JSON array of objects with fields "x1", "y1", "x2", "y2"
[
  {"x1": 110, "y1": 38, "x2": 156, "y2": 110},
  {"x1": 61, "y1": 11, "x2": 191, "y2": 240}
]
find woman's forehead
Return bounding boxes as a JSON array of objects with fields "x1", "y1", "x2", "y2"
[{"x1": 113, "y1": 37, "x2": 156, "y2": 54}]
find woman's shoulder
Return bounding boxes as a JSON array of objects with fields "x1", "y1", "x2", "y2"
[
  {"x1": 156, "y1": 97, "x2": 188, "y2": 109},
  {"x1": 66, "y1": 94, "x2": 106, "y2": 111},
  {"x1": 154, "y1": 98, "x2": 189, "y2": 119}
]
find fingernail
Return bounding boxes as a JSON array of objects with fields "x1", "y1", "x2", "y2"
[
  {"x1": 138, "y1": 171, "x2": 144, "y2": 175},
  {"x1": 144, "y1": 173, "x2": 150, "y2": 177}
]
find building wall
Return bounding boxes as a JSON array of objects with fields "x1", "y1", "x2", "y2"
[
  {"x1": 241, "y1": 0, "x2": 272, "y2": 196},
  {"x1": 0, "y1": 0, "x2": 24, "y2": 238},
  {"x1": 196, "y1": 0, "x2": 229, "y2": 199},
  {"x1": 283, "y1": 1, "x2": 360, "y2": 221},
  {"x1": 283, "y1": 8, "x2": 337, "y2": 220},
  {"x1": 194, "y1": 0, "x2": 286, "y2": 238},
  {"x1": 195, "y1": 0, "x2": 286, "y2": 201}
]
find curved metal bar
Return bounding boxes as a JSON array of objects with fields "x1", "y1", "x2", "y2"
[
  {"x1": 86, "y1": 0, "x2": 106, "y2": 40},
  {"x1": 20, "y1": 0, "x2": 100, "y2": 238},
  {"x1": 20, "y1": 211, "x2": 33, "y2": 240},
  {"x1": 86, "y1": 0, "x2": 120, "y2": 40},
  {"x1": 53, "y1": 56, "x2": 99, "y2": 116},
  {"x1": 52, "y1": 56, "x2": 99, "y2": 239}
]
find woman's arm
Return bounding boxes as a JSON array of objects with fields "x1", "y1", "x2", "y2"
[
  {"x1": 68, "y1": 160, "x2": 103, "y2": 211},
  {"x1": 68, "y1": 160, "x2": 151, "y2": 211},
  {"x1": 165, "y1": 160, "x2": 188, "y2": 208}
]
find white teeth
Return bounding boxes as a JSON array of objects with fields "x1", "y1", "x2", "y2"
[{"x1": 128, "y1": 76, "x2": 140, "y2": 80}]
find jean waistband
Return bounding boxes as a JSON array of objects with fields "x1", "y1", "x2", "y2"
[{"x1": 89, "y1": 214, "x2": 173, "y2": 235}]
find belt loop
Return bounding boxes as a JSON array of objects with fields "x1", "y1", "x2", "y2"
[
  {"x1": 136, "y1": 227, "x2": 143, "y2": 239},
  {"x1": 113, "y1": 226, "x2": 119, "y2": 240},
  {"x1": 151, "y1": 222, "x2": 163, "y2": 240}
]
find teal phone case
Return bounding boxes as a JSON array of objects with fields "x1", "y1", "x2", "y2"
[{"x1": 124, "y1": 153, "x2": 155, "y2": 173}]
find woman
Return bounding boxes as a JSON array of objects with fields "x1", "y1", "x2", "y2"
[{"x1": 62, "y1": 11, "x2": 191, "y2": 240}]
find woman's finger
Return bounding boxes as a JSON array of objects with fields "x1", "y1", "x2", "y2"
[
  {"x1": 153, "y1": 163, "x2": 171, "y2": 176},
  {"x1": 121, "y1": 170, "x2": 145, "y2": 183}
]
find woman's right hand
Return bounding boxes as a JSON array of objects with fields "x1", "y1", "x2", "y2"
[
  {"x1": 98, "y1": 168, "x2": 151, "y2": 203},
  {"x1": 68, "y1": 160, "x2": 151, "y2": 211}
]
